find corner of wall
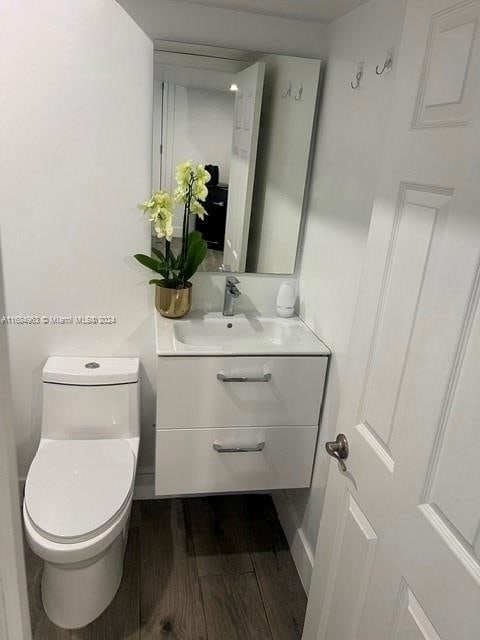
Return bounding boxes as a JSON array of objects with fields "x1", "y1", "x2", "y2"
[
  {"x1": 283, "y1": 0, "x2": 409, "y2": 590},
  {"x1": 272, "y1": 490, "x2": 314, "y2": 592},
  {"x1": 134, "y1": 466, "x2": 156, "y2": 500}
]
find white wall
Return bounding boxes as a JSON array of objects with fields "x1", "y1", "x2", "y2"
[
  {"x1": 0, "y1": 0, "x2": 154, "y2": 478},
  {"x1": 247, "y1": 55, "x2": 321, "y2": 274},
  {"x1": 116, "y1": 0, "x2": 329, "y2": 58},
  {"x1": 155, "y1": 62, "x2": 236, "y2": 93},
  {"x1": 161, "y1": 85, "x2": 234, "y2": 233},
  {"x1": 168, "y1": 87, "x2": 234, "y2": 185},
  {"x1": 275, "y1": 0, "x2": 408, "y2": 590}
]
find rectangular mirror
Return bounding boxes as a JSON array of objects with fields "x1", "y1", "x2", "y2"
[{"x1": 152, "y1": 41, "x2": 321, "y2": 275}]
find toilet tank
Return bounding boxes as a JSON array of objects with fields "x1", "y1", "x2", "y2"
[{"x1": 41, "y1": 357, "x2": 140, "y2": 440}]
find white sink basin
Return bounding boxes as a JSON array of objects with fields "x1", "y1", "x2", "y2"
[{"x1": 155, "y1": 312, "x2": 330, "y2": 356}]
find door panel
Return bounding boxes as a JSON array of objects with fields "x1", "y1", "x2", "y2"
[
  {"x1": 303, "y1": 1, "x2": 480, "y2": 639},
  {"x1": 323, "y1": 492, "x2": 377, "y2": 640},
  {"x1": 359, "y1": 185, "x2": 452, "y2": 454},
  {"x1": 425, "y1": 293, "x2": 480, "y2": 555},
  {"x1": 391, "y1": 582, "x2": 442, "y2": 640},
  {"x1": 412, "y1": 1, "x2": 480, "y2": 128},
  {"x1": 223, "y1": 62, "x2": 265, "y2": 270}
]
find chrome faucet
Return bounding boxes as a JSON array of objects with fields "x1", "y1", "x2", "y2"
[{"x1": 223, "y1": 276, "x2": 241, "y2": 316}]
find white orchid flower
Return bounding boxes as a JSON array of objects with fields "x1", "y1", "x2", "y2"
[
  {"x1": 190, "y1": 199, "x2": 207, "y2": 220},
  {"x1": 175, "y1": 160, "x2": 194, "y2": 189}
]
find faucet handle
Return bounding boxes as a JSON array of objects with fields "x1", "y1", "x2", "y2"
[
  {"x1": 219, "y1": 264, "x2": 232, "y2": 272},
  {"x1": 226, "y1": 275, "x2": 240, "y2": 285}
]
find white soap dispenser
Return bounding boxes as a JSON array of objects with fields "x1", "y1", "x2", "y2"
[{"x1": 276, "y1": 282, "x2": 296, "y2": 318}]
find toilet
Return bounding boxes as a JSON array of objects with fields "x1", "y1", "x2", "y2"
[{"x1": 23, "y1": 356, "x2": 140, "y2": 629}]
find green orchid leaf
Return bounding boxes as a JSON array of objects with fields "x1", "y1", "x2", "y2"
[
  {"x1": 181, "y1": 231, "x2": 203, "y2": 264},
  {"x1": 135, "y1": 253, "x2": 170, "y2": 279},
  {"x1": 149, "y1": 277, "x2": 180, "y2": 288},
  {"x1": 188, "y1": 230, "x2": 202, "y2": 245},
  {"x1": 182, "y1": 236, "x2": 208, "y2": 282},
  {"x1": 151, "y1": 246, "x2": 165, "y2": 262},
  {"x1": 134, "y1": 253, "x2": 162, "y2": 272}
]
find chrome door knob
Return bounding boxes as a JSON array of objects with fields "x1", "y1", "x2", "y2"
[{"x1": 325, "y1": 434, "x2": 349, "y2": 472}]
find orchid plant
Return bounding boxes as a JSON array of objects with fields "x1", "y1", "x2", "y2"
[{"x1": 134, "y1": 161, "x2": 210, "y2": 289}]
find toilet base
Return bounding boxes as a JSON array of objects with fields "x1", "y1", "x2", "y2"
[{"x1": 41, "y1": 531, "x2": 126, "y2": 629}]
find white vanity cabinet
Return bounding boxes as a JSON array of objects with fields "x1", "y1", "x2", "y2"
[{"x1": 154, "y1": 354, "x2": 328, "y2": 496}]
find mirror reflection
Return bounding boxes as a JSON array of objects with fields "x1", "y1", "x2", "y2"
[{"x1": 152, "y1": 43, "x2": 321, "y2": 275}]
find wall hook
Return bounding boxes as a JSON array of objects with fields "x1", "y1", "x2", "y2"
[
  {"x1": 376, "y1": 48, "x2": 394, "y2": 75},
  {"x1": 294, "y1": 84, "x2": 303, "y2": 101},
  {"x1": 350, "y1": 62, "x2": 364, "y2": 90},
  {"x1": 282, "y1": 83, "x2": 292, "y2": 98}
]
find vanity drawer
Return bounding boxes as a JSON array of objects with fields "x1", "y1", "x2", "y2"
[
  {"x1": 155, "y1": 425, "x2": 318, "y2": 496},
  {"x1": 156, "y1": 356, "x2": 327, "y2": 428}
]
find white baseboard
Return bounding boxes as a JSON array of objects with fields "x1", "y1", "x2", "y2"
[
  {"x1": 134, "y1": 469, "x2": 155, "y2": 500},
  {"x1": 273, "y1": 490, "x2": 314, "y2": 593}
]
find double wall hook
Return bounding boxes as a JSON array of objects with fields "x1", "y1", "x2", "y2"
[
  {"x1": 350, "y1": 72, "x2": 362, "y2": 90},
  {"x1": 376, "y1": 48, "x2": 394, "y2": 75},
  {"x1": 294, "y1": 84, "x2": 303, "y2": 101},
  {"x1": 350, "y1": 62, "x2": 364, "y2": 90}
]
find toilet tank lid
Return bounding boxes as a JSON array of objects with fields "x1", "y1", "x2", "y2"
[{"x1": 42, "y1": 357, "x2": 140, "y2": 385}]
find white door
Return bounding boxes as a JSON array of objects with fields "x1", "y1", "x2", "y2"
[
  {"x1": 223, "y1": 62, "x2": 265, "y2": 271},
  {"x1": 303, "y1": 1, "x2": 480, "y2": 639},
  {"x1": 0, "y1": 254, "x2": 31, "y2": 639}
]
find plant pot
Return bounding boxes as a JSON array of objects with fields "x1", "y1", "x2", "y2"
[{"x1": 155, "y1": 282, "x2": 192, "y2": 319}]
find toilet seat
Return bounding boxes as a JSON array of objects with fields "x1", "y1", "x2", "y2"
[{"x1": 24, "y1": 439, "x2": 135, "y2": 544}]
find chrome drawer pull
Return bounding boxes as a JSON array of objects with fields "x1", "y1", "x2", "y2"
[
  {"x1": 213, "y1": 442, "x2": 265, "y2": 453},
  {"x1": 216, "y1": 373, "x2": 272, "y2": 383}
]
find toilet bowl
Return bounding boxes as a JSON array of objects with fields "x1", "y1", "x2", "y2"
[{"x1": 23, "y1": 356, "x2": 140, "y2": 629}]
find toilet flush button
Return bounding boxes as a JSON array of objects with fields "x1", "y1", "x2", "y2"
[{"x1": 85, "y1": 362, "x2": 100, "y2": 369}]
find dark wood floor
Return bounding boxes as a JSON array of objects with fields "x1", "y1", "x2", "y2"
[{"x1": 25, "y1": 495, "x2": 307, "y2": 640}]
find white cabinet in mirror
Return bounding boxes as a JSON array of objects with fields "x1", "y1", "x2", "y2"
[{"x1": 152, "y1": 41, "x2": 322, "y2": 275}]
